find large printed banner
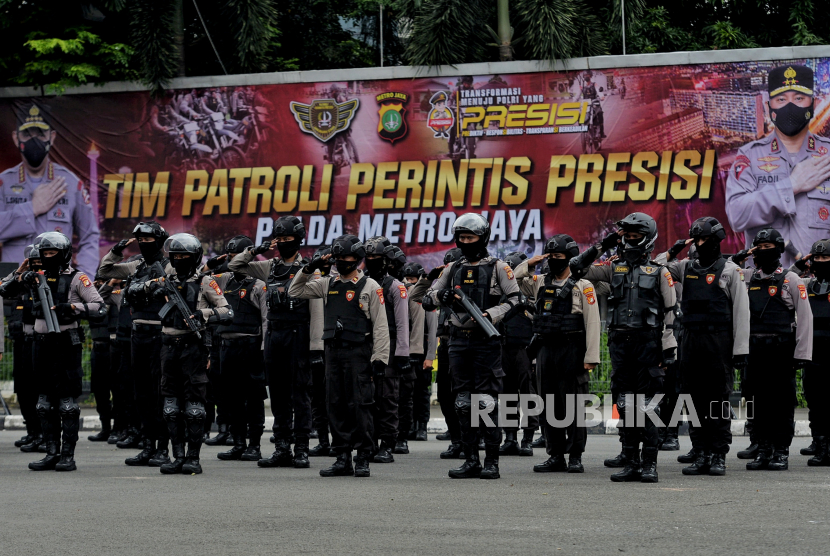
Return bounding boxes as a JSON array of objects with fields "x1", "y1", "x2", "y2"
[{"x1": 3, "y1": 57, "x2": 830, "y2": 274}]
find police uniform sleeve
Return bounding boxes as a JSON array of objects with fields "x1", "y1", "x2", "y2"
[
  {"x1": 198, "y1": 275, "x2": 231, "y2": 321},
  {"x1": 287, "y1": 267, "x2": 326, "y2": 300},
  {"x1": 784, "y1": 271, "x2": 813, "y2": 361},
  {"x1": 723, "y1": 262, "x2": 750, "y2": 356},
  {"x1": 390, "y1": 279, "x2": 410, "y2": 358},
  {"x1": 518, "y1": 273, "x2": 539, "y2": 299},
  {"x1": 227, "y1": 247, "x2": 271, "y2": 282},
  {"x1": 71, "y1": 177, "x2": 101, "y2": 277},
  {"x1": 426, "y1": 263, "x2": 453, "y2": 307},
  {"x1": 97, "y1": 250, "x2": 140, "y2": 280},
  {"x1": 252, "y1": 279, "x2": 268, "y2": 349},
  {"x1": 424, "y1": 309, "x2": 438, "y2": 361},
  {"x1": 0, "y1": 167, "x2": 38, "y2": 242},
  {"x1": 408, "y1": 295, "x2": 425, "y2": 355},
  {"x1": 98, "y1": 282, "x2": 114, "y2": 305},
  {"x1": 583, "y1": 262, "x2": 613, "y2": 284},
  {"x1": 409, "y1": 275, "x2": 433, "y2": 303},
  {"x1": 487, "y1": 262, "x2": 519, "y2": 323},
  {"x1": 659, "y1": 268, "x2": 678, "y2": 351},
  {"x1": 514, "y1": 259, "x2": 531, "y2": 280},
  {"x1": 665, "y1": 258, "x2": 688, "y2": 284},
  {"x1": 69, "y1": 273, "x2": 104, "y2": 315},
  {"x1": 725, "y1": 142, "x2": 797, "y2": 233},
  {"x1": 362, "y1": 278, "x2": 390, "y2": 365},
  {"x1": 578, "y1": 279, "x2": 602, "y2": 365}
]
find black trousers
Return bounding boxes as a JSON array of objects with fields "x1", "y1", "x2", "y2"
[
  {"x1": 608, "y1": 329, "x2": 663, "y2": 450},
  {"x1": 397, "y1": 353, "x2": 421, "y2": 439},
  {"x1": 91, "y1": 338, "x2": 113, "y2": 428},
  {"x1": 413, "y1": 355, "x2": 432, "y2": 424},
  {"x1": 538, "y1": 333, "x2": 589, "y2": 456},
  {"x1": 205, "y1": 341, "x2": 226, "y2": 433},
  {"x1": 264, "y1": 324, "x2": 312, "y2": 445},
  {"x1": 160, "y1": 334, "x2": 209, "y2": 403},
  {"x1": 132, "y1": 327, "x2": 168, "y2": 444},
  {"x1": 310, "y1": 350, "x2": 329, "y2": 438},
  {"x1": 219, "y1": 336, "x2": 266, "y2": 440},
  {"x1": 13, "y1": 335, "x2": 40, "y2": 436},
  {"x1": 681, "y1": 329, "x2": 734, "y2": 455},
  {"x1": 372, "y1": 364, "x2": 400, "y2": 446},
  {"x1": 436, "y1": 337, "x2": 461, "y2": 442},
  {"x1": 501, "y1": 344, "x2": 540, "y2": 433},
  {"x1": 325, "y1": 341, "x2": 374, "y2": 454},
  {"x1": 804, "y1": 360, "x2": 830, "y2": 437},
  {"x1": 748, "y1": 335, "x2": 796, "y2": 449},
  {"x1": 33, "y1": 332, "x2": 83, "y2": 446},
  {"x1": 114, "y1": 337, "x2": 139, "y2": 432}
]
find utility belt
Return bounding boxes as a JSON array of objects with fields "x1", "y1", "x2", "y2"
[
  {"x1": 608, "y1": 327, "x2": 662, "y2": 342},
  {"x1": 749, "y1": 332, "x2": 795, "y2": 346},
  {"x1": 449, "y1": 325, "x2": 490, "y2": 341},
  {"x1": 220, "y1": 335, "x2": 261, "y2": 348},
  {"x1": 682, "y1": 322, "x2": 732, "y2": 333},
  {"x1": 162, "y1": 333, "x2": 203, "y2": 347},
  {"x1": 132, "y1": 322, "x2": 163, "y2": 335},
  {"x1": 268, "y1": 320, "x2": 307, "y2": 332},
  {"x1": 34, "y1": 327, "x2": 83, "y2": 346},
  {"x1": 325, "y1": 336, "x2": 370, "y2": 349}
]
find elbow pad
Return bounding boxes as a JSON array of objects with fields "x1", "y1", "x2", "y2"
[
  {"x1": 422, "y1": 295, "x2": 437, "y2": 312},
  {"x1": 207, "y1": 308, "x2": 234, "y2": 325}
]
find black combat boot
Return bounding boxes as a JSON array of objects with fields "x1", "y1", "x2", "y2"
[
  {"x1": 610, "y1": 448, "x2": 642, "y2": 482},
  {"x1": 801, "y1": 437, "x2": 818, "y2": 456},
  {"x1": 309, "y1": 438, "x2": 331, "y2": 457},
  {"x1": 767, "y1": 447, "x2": 789, "y2": 471},
  {"x1": 160, "y1": 444, "x2": 186, "y2": 474},
  {"x1": 182, "y1": 444, "x2": 203, "y2": 474},
  {"x1": 393, "y1": 436, "x2": 410, "y2": 455},
  {"x1": 808, "y1": 437, "x2": 830, "y2": 467},
  {"x1": 499, "y1": 431, "x2": 520, "y2": 456},
  {"x1": 320, "y1": 452, "x2": 354, "y2": 477},
  {"x1": 660, "y1": 427, "x2": 680, "y2": 451},
  {"x1": 448, "y1": 443, "x2": 482, "y2": 478},
  {"x1": 20, "y1": 434, "x2": 44, "y2": 453},
  {"x1": 533, "y1": 454, "x2": 568, "y2": 472},
  {"x1": 107, "y1": 429, "x2": 122, "y2": 444},
  {"x1": 746, "y1": 443, "x2": 772, "y2": 470},
  {"x1": 414, "y1": 422, "x2": 428, "y2": 441},
  {"x1": 149, "y1": 440, "x2": 171, "y2": 467},
  {"x1": 531, "y1": 435, "x2": 546, "y2": 448},
  {"x1": 440, "y1": 442, "x2": 463, "y2": 459},
  {"x1": 640, "y1": 447, "x2": 658, "y2": 483},
  {"x1": 116, "y1": 428, "x2": 141, "y2": 449},
  {"x1": 737, "y1": 442, "x2": 759, "y2": 460},
  {"x1": 604, "y1": 449, "x2": 628, "y2": 468},
  {"x1": 682, "y1": 452, "x2": 711, "y2": 475},
  {"x1": 241, "y1": 435, "x2": 262, "y2": 461},
  {"x1": 29, "y1": 441, "x2": 60, "y2": 471},
  {"x1": 436, "y1": 430, "x2": 451, "y2": 441},
  {"x1": 518, "y1": 429, "x2": 534, "y2": 456},
  {"x1": 125, "y1": 439, "x2": 155, "y2": 466},
  {"x1": 218, "y1": 434, "x2": 247, "y2": 461},
  {"x1": 373, "y1": 441, "x2": 395, "y2": 463},
  {"x1": 354, "y1": 451, "x2": 371, "y2": 477},
  {"x1": 55, "y1": 442, "x2": 77, "y2": 472},
  {"x1": 568, "y1": 453, "x2": 584, "y2": 473},
  {"x1": 88, "y1": 425, "x2": 111, "y2": 442},
  {"x1": 15, "y1": 435, "x2": 34, "y2": 448},
  {"x1": 205, "y1": 423, "x2": 229, "y2": 446},
  {"x1": 709, "y1": 453, "x2": 726, "y2": 475},
  {"x1": 258, "y1": 440, "x2": 294, "y2": 468},
  {"x1": 677, "y1": 447, "x2": 700, "y2": 464},
  {"x1": 294, "y1": 444, "x2": 310, "y2": 468},
  {"x1": 480, "y1": 444, "x2": 500, "y2": 479},
  {"x1": 407, "y1": 421, "x2": 418, "y2": 441}
]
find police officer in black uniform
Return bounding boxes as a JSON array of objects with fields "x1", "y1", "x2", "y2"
[
  {"x1": 112, "y1": 258, "x2": 142, "y2": 448},
  {"x1": 497, "y1": 251, "x2": 538, "y2": 457},
  {"x1": 426, "y1": 213, "x2": 521, "y2": 480},
  {"x1": 308, "y1": 246, "x2": 334, "y2": 457},
  {"x1": 578, "y1": 212, "x2": 677, "y2": 483},
  {"x1": 87, "y1": 274, "x2": 119, "y2": 441}
]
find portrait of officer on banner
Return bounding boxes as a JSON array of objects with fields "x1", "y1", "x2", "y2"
[
  {"x1": 726, "y1": 64, "x2": 830, "y2": 268},
  {"x1": 0, "y1": 104, "x2": 100, "y2": 275}
]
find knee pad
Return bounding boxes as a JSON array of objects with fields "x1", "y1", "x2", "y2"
[
  {"x1": 59, "y1": 397, "x2": 81, "y2": 418},
  {"x1": 477, "y1": 393, "x2": 496, "y2": 414},
  {"x1": 454, "y1": 391, "x2": 472, "y2": 414},
  {"x1": 184, "y1": 401, "x2": 206, "y2": 422},
  {"x1": 639, "y1": 396, "x2": 656, "y2": 414},
  {"x1": 35, "y1": 395, "x2": 52, "y2": 417},
  {"x1": 617, "y1": 392, "x2": 634, "y2": 411},
  {"x1": 163, "y1": 397, "x2": 180, "y2": 421}
]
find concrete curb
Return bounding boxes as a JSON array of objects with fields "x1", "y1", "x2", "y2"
[{"x1": 0, "y1": 415, "x2": 813, "y2": 436}]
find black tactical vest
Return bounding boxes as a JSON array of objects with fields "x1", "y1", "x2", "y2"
[
  {"x1": 436, "y1": 305, "x2": 452, "y2": 336},
  {"x1": 116, "y1": 295, "x2": 133, "y2": 340},
  {"x1": 31, "y1": 271, "x2": 78, "y2": 326},
  {"x1": 747, "y1": 270, "x2": 794, "y2": 335},
  {"x1": 500, "y1": 292, "x2": 534, "y2": 347},
  {"x1": 607, "y1": 261, "x2": 664, "y2": 330},
  {"x1": 129, "y1": 259, "x2": 169, "y2": 321},
  {"x1": 533, "y1": 276, "x2": 585, "y2": 334},
  {"x1": 680, "y1": 257, "x2": 732, "y2": 330},
  {"x1": 266, "y1": 259, "x2": 310, "y2": 324},
  {"x1": 217, "y1": 275, "x2": 261, "y2": 336},
  {"x1": 807, "y1": 278, "x2": 830, "y2": 338},
  {"x1": 160, "y1": 279, "x2": 201, "y2": 331},
  {"x1": 107, "y1": 293, "x2": 120, "y2": 335},
  {"x1": 22, "y1": 293, "x2": 35, "y2": 326},
  {"x1": 450, "y1": 260, "x2": 496, "y2": 313},
  {"x1": 5, "y1": 296, "x2": 24, "y2": 340},
  {"x1": 380, "y1": 275, "x2": 398, "y2": 344},
  {"x1": 322, "y1": 276, "x2": 371, "y2": 343}
]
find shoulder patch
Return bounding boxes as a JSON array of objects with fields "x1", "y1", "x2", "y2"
[
  {"x1": 798, "y1": 283, "x2": 807, "y2": 300},
  {"x1": 663, "y1": 271, "x2": 674, "y2": 287},
  {"x1": 208, "y1": 279, "x2": 223, "y2": 296},
  {"x1": 733, "y1": 154, "x2": 751, "y2": 180},
  {"x1": 504, "y1": 266, "x2": 514, "y2": 280},
  {"x1": 376, "y1": 288, "x2": 385, "y2": 305},
  {"x1": 583, "y1": 286, "x2": 596, "y2": 305},
  {"x1": 532, "y1": 274, "x2": 538, "y2": 282},
  {"x1": 79, "y1": 274, "x2": 91, "y2": 287},
  {"x1": 398, "y1": 284, "x2": 407, "y2": 299}
]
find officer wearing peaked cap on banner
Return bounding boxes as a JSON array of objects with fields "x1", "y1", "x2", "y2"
[
  {"x1": 288, "y1": 234, "x2": 391, "y2": 478},
  {"x1": 663, "y1": 217, "x2": 750, "y2": 476},
  {"x1": 743, "y1": 228, "x2": 812, "y2": 471},
  {"x1": 726, "y1": 64, "x2": 830, "y2": 268},
  {"x1": 425, "y1": 213, "x2": 521, "y2": 480},
  {"x1": 0, "y1": 105, "x2": 100, "y2": 276}
]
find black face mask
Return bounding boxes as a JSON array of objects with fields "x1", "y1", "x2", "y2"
[
  {"x1": 695, "y1": 239, "x2": 721, "y2": 266},
  {"x1": 547, "y1": 257, "x2": 569, "y2": 276},
  {"x1": 812, "y1": 260, "x2": 830, "y2": 281},
  {"x1": 335, "y1": 259, "x2": 359, "y2": 276},
  {"x1": 138, "y1": 239, "x2": 162, "y2": 262},
  {"x1": 622, "y1": 242, "x2": 646, "y2": 264},
  {"x1": 456, "y1": 239, "x2": 484, "y2": 261},
  {"x1": 771, "y1": 101, "x2": 813, "y2": 137},
  {"x1": 276, "y1": 239, "x2": 301, "y2": 260},
  {"x1": 753, "y1": 248, "x2": 780, "y2": 273},
  {"x1": 41, "y1": 255, "x2": 62, "y2": 275},
  {"x1": 172, "y1": 257, "x2": 196, "y2": 279},
  {"x1": 20, "y1": 137, "x2": 50, "y2": 168},
  {"x1": 364, "y1": 257, "x2": 386, "y2": 279},
  {"x1": 232, "y1": 271, "x2": 247, "y2": 283}
]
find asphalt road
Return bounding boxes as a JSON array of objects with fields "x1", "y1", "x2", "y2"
[{"x1": 1, "y1": 431, "x2": 828, "y2": 556}]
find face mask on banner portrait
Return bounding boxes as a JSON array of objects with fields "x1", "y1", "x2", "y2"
[
  {"x1": 20, "y1": 137, "x2": 50, "y2": 167},
  {"x1": 771, "y1": 102, "x2": 813, "y2": 137}
]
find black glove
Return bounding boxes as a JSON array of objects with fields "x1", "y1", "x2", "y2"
[
  {"x1": 600, "y1": 231, "x2": 621, "y2": 252},
  {"x1": 732, "y1": 354, "x2": 748, "y2": 371},
  {"x1": 55, "y1": 303, "x2": 75, "y2": 318},
  {"x1": 372, "y1": 360, "x2": 386, "y2": 379},
  {"x1": 191, "y1": 310, "x2": 207, "y2": 326},
  {"x1": 794, "y1": 257, "x2": 811, "y2": 272},
  {"x1": 21, "y1": 271, "x2": 37, "y2": 285},
  {"x1": 427, "y1": 266, "x2": 444, "y2": 281},
  {"x1": 793, "y1": 359, "x2": 809, "y2": 371},
  {"x1": 394, "y1": 356, "x2": 411, "y2": 374},
  {"x1": 252, "y1": 241, "x2": 271, "y2": 255},
  {"x1": 310, "y1": 350, "x2": 325, "y2": 370},
  {"x1": 668, "y1": 239, "x2": 689, "y2": 260},
  {"x1": 662, "y1": 348, "x2": 676, "y2": 367},
  {"x1": 732, "y1": 249, "x2": 751, "y2": 266},
  {"x1": 205, "y1": 256, "x2": 224, "y2": 270},
  {"x1": 437, "y1": 288, "x2": 456, "y2": 305},
  {"x1": 112, "y1": 239, "x2": 130, "y2": 256},
  {"x1": 305, "y1": 256, "x2": 326, "y2": 274}
]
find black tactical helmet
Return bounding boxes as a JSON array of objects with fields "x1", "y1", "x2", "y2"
[
  {"x1": 402, "y1": 262, "x2": 425, "y2": 278},
  {"x1": 543, "y1": 234, "x2": 579, "y2": 259},
  {"x1": 452, "y1": 213, "x2": 491, "y2": 246},
  {"x1": 752, "y1": 228, "x2": 785, "y2": 253},
  {"x1": 313, "y1": 246, "x2": 332, "y2": 260},
  {"x1": 443, "y1": 247, "x2": 463, "y2": 265},
  {"x1": 35, "y1": 231, "x2": 72, "y2": 265},
  {"x1": 331, "y1": 234, "x2": 366, "y2": 260},
  {"x1": 226, "y1": 235, "x2": 254, "y2": 254},
  {"x1": 364, "y1": 236, "x2": 392, "y2": 256},
  {"x1": 386, "y1": 245, "x2": 407, "y2": 269},
  {"x1": 23, "y1": 244, "x2": 34, "y2": 260},
  {"x1": 617, "y1": 212, "x2": 658, "y2": 259},
  {"x1": 273, "y1": 215, "x2": 306, "y2": 240},
  {"x1": 689, "y1": 217, "x2": 726, "y2": 242},
  {"x1": 810, "y1": 238, "x2": 830, "y2": 256},
  {"x1": 132, "y1": 221, "x2": 169, "y2": 241},
  {"x1": 504, "y1": 251, "x2": 528, "y2": 270},
  {"x1": 164, "y1": 233, "x2": 204, "y2": 259}
]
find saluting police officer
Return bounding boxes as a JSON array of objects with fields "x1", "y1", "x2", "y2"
[
  {"x1": 111, "y1": 257, "x2": 143, "y2": 448},
  {"x1": 664, "y1": 217, "x2": 750, "y2": 476},
  {"x1": 576, "y1": 212, "x2": 677, "y2": 483},
  {"x1": 744, "y1": 228, "x2": 812, "y2": 471},
  {"x1": 288, "y1": 234, "x2": 390, "y2": 478},
  {"x1": 209, "y1": 236, "x2": 268, "y2": 463},
  {"x1": 363, "y1": 236, "x2": 410, "y2": 464},
  {"x1": 87, "y1": 275, "x2": 121, "y2": 442},
  {"x1": 307, "y1": 247, "x2": 334, "y2": 457},
  {"x1": 518, "y1": 236, "x2": 601, "y2": 473},
  {"x1": 228, "y1": 216, "x2": 315, "y2": 468},
  {"x1": 425, "y1": 213, "x2": 520, "y2": 480},
  {"x1": 98, "y1": 222, "x2": 173, "y2": 468},
  {"x1": 22, "y1": 232, "x2": 106, "y2": 471}
]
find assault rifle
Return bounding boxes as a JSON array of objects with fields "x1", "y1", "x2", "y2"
[
  {"x1": 34, "y1": 272, "x2": 60, "y2": 333},
  {"x1": 452, "y1": 285, "x2": 501, "y2": 339},
  {"x1": 150, "y1": 261, "x2": 202, "y2": 339}
]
